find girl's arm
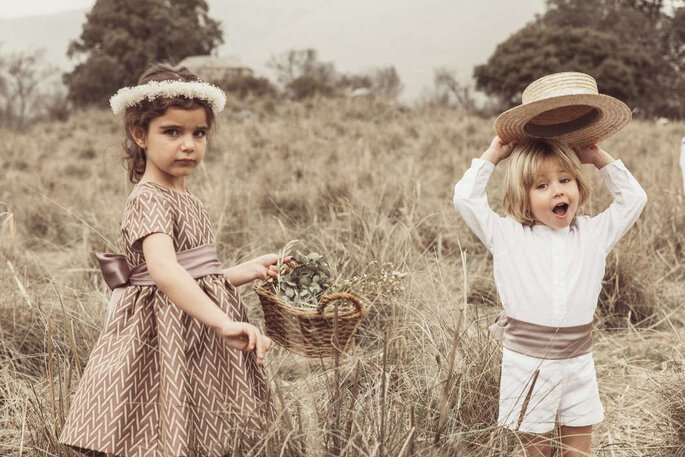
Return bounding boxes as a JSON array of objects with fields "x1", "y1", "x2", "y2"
[
  {"x1": 453, "y1": 137, "x2": 515, "y2": 252},
  {"x1": 223, "y1": 254, "x2": 282, "y2": 287},
  {"x1": 142, "y1": 233, "x2": 271, "y2": 364},
  {"x1": 572, "y1": 145, "x2": 648, "y2": 252}
]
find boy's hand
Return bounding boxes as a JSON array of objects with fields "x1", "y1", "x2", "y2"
[
  {"x1": 481, "y1": 136, "x2": 516, "y2": 165},
  {"x1": 570, "y1": 144, "x2": 615, "y2": 169}
]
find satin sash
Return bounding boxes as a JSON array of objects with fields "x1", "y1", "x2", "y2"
[
  {"x1": 489, "y1": 311, "x2": 593, "y2": 360},
  {"x1": 95, "y1": 244, "x2": 224, "y2": 291}
]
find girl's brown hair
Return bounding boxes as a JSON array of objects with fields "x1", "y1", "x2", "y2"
[
  {"x1": 502, "y1": 140, "x2": 590, "y2": 226},
  {"x1": 122, "y1": 63, "x2": 216, "y2": 183}
]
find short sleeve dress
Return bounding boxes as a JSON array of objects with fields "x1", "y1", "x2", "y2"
[{"x1": 60, "y1": 182, "x2": 273, "y2": 457}]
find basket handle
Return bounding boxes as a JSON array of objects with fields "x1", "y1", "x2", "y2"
[{"x1": 317, "y1": 292, "x2": 366, "y2": 314}]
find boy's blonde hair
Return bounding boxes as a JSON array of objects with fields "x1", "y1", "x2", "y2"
[{"x1": 503, "y1": 140, "x2": 590, "y2": 226}]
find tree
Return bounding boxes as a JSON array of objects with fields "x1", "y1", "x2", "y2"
[
  {"x1": 267, "y1": 49, "x2": 337, "y2": 87},
  {"x1": 476, "y1": 25, "x2": 654, "y2": 106},
  {"x1": 428, "y1": 68, "x2": 476, "y2": 112},
  {"x1": 369, "y1": 66, "x2": 403, "y2": 99},
  {"x1": 215, "y1": 75, "x2": 278, "y2": 100},
  {"x1": 474, "y1": 0, "x2": 685, "y2": 117},
  {"x1": 474, "y1": 4, "x2": 662, "y2": 115},
  {"x1": 658, "y1": 6, "x2": 685, "y2": 117},
  {"x1": 336, "y1": 66, "x2": 404, "y2": 99},
  {"x1": 542, "y1": 0, "x2": 663, "y2": 48},
  {"x1": 336, "y1": 73, "x2": 372, "y2": 92},
  {"x1": 543, "y1": 0, "x2": 665, "y2": 29},
  {"x1": 266, "y1": 49, "x2": 339, "y2": 99},
  {"x1": 267, "y1": 49, "x2": 404, "y2": 100},
  {"x1": 0, "y1": 48, "x2": 59, "y2": 130},
  {"x1": 64, "y1": 0, "x2": 223, "y2": 107},
  {"x1": 287, "y1": 76, "x2": 336, "y2": 100}
]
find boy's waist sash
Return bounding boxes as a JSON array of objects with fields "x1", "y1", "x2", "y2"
[
  {"x1": 489, "y1": 312, "x2": 593, "y2": 360},
  {"x1": 95, "y1": 244, "x2": 224, "y2": 290}
]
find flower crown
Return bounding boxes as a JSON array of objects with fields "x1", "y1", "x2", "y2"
[{"x1": 109, "y1": 79, "x2": 227, "y2": 115}]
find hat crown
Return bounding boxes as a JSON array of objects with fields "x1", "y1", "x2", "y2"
[{"x1": 521, "y1": 72, "x2": 599, "y2": 104}]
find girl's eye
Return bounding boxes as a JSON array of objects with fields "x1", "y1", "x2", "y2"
[
  {"x1": 536, "y1": 183, "x2": 547, "y2": 189},
  {"x1": 194, "y1": 130, "x2": 207, "y2": 138},
  {"x1": 164, "y1": 129, "x2": 179, "y2": 136},
  {"x1": 560, "y1": 178, "x2": 571, "y2": 183}
]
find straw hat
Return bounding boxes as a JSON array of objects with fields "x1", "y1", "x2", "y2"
[{"x1": 494, "y1": 72, "x2": 631, "y2": 146}]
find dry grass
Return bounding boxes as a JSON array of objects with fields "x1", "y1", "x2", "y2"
[{"x1": 0, "y1": 95, "x2": 683, "y2": 456}]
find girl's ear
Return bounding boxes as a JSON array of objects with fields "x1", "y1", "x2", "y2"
[{"x1": 129, "y1": 125, "x2": 147, "y2": 150}]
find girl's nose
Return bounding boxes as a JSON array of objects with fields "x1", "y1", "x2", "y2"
[{"x1": 181, "y1": 135, "x2": 195, "y2": 152}]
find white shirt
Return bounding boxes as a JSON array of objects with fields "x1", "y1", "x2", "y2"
[{"x1": 453, "y1": 158, "x2": 647, "y2": 327}]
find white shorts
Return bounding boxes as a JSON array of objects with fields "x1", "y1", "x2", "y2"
[{"x1": 498, "y1": 348, "x2": 604, "y2": 434}]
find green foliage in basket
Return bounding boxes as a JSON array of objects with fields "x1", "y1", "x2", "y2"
[
  {"x1": 271, "y1": 251, "x2": 334, "y2": 308},
  {"x1": 267, "y1": 240, "x2": 408, "y2": 310}
]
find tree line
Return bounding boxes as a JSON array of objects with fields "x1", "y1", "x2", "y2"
[
  {"x1": 3, "y1": 0, "x2": 685, "y2": 131},
  {"x1": 474, "y1": 0, "x2": 685, "y2": 118}
]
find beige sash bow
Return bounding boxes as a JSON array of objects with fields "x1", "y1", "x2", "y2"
[
  {"x1": 95, "y1": 244, "x2": 224, "y2": 290},
  {"x1": 489, "y1": 311, "x2": 593, "y2": 360}
]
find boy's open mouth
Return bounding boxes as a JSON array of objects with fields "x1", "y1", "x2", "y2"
[{"x1": 552, "y1": 203, "x2": 569, "y2": 217}]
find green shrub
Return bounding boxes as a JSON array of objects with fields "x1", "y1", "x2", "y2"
[
  {"x1": 287, "y1": 75, "x2": 336, "y2": 100},
  {"x1": 217, "y1": 75, "x2": 279, "y2": 99}
]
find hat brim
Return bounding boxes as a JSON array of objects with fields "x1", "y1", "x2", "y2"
[{"x1": 494, "y1": 94, "x2": 631, "y2": 147}]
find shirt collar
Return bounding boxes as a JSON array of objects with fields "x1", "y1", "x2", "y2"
[{"x1": 531, "y1": 224, "x2": 571, "y2": 236}]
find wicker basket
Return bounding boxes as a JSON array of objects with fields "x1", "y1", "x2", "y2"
[{"x1": 253, "y1": 277, "x2": 368, "y2": 358}]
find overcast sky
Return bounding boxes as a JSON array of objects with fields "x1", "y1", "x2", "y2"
[{"x1": 3, "y1": 0, "x2": 95, "y2": 17}]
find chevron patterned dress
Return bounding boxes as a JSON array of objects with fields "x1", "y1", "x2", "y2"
[{"x1": 60, "y1": 182, "x2": 274, "y2": 456}]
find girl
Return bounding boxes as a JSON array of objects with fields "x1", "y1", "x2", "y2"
[
  {"x1": 453, "y1": 137, "x2": 647, "y2": 456},
  {"x1": 60, "y1": 64, "x2": 281, "y2": 456}
]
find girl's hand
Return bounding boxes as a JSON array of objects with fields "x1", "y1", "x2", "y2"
[
  {"x1": 223, "y1": 255, "x2": 291, "y2": 287},
  {"x1": 250, "y1": 254, "x2": 291, "y2": 281},
  {"x1": 570, "y1": 144, "x2": 615, "y2": 169},
  {"x1": 216, "y1": 319, "x2": 272, "y2": 364},
  {"x1": 481, "y1": 136, "x2": 516, "y2": 165}
]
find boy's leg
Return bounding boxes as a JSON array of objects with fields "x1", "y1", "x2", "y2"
[
  {"x1": 558, "y1": 425, "x2": 592, "y2": 457},
  {"x1": 514, "y1": 432, "x2": 553, "y2": 457}
]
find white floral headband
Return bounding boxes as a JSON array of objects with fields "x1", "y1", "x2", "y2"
[{"x1": 109, "y1": 80, "x2": 227, "y2": 115}]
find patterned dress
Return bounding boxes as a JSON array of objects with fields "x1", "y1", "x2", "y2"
[{"x1": 60, "y1": 182, "x2": 273, "y2": 456}]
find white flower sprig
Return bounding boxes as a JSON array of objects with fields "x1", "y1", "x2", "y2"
[{"x1": 109, "y1": 80, "x2": 227, "y2": 115}]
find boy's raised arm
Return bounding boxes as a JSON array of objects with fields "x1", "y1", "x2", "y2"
[
  {"x1": 453, "y1": 137, "x2": 515, "y2": 253},
  {"x1": 572, "y1": 145, "x2": 648, "y2": 252}
]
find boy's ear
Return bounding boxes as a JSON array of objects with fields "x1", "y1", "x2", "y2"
[{"x1": 129, "y1": 125, "x2": 147, "y2": 149}]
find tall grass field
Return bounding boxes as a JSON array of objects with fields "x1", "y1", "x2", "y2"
[{"x1": 0, "y1": 96, "x2": 683, "y2": 456}]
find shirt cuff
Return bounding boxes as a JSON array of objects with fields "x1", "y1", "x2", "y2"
[
  {"x1": 599, "y1": 159, "x2": 626, "y2": 177},
  {"x1": 472, "y1": 157, "x2": 496, "y2": 173}
]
